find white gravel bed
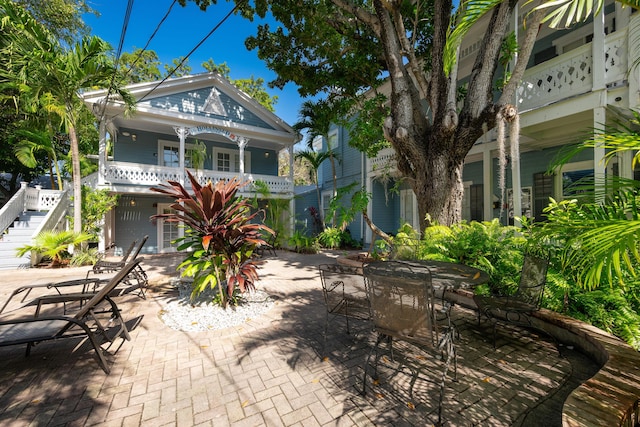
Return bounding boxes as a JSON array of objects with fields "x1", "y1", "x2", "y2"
[{"x1": 159, "y1": 279, "x2": 275, "y2": 332}]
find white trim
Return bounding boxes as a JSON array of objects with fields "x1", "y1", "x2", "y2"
[
  {"x1": 156, "y1": 203, "x2": 179, "y2": 253},
  {"x1": 555, "y1": 160, "x2": 594, "y2": 199},
  {"x1": 212, "y1": 146, "x2": 251, "y2": 173},
  {"x1": 399, "y1": 188, "x2": 420, "y2": 231}
]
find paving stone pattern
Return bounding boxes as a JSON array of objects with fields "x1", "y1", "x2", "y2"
[{"x1": 0, "y1": 251, "x2": 587, "y2": 426}]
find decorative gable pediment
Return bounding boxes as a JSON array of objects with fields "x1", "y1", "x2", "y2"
[{"x1": 139, "y1": 84, "x2": 273, "y2": 130}]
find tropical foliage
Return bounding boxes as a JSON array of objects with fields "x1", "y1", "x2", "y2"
[
  {"x1": 0, "y1": 0, "x2": 134, "y2": 237},
  {"x1": 151, "y1": 171, "x2": 272, "y2": 308},
  {"x1": 16, "y1": 230, "x2": 91, "y2": 267}
]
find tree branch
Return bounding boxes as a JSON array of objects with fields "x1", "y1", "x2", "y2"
[
  {"x1": 499, "y1": 8, "x2": 544, "y2": 105},
  {"x1": 331, "y1": 0, "x2": 381, "y2": 36}
]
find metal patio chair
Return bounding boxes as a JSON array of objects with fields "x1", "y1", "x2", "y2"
[
  {"x1": 91, "y1": 235, "x2": 148, "y2": 275},
  {"x1": 0, "y1": 258, "x2": 143, "y2": 373},
  {"x1": 318, "y1": 263, "x2": 370, "y2": 355},
  {"x1": 362, "y1": 261, "x2": 456, "y2": 426},
  {"x1": 474, "y1": 253, "x2": 549, "y2": 348}
]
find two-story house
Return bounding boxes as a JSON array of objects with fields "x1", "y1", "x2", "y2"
[
  {"x1": 296, "y1": 1, "x2": 640, "y2": 245},
  {"x1": 81, "y1": 72, "x2": 297, "y2": 254}
]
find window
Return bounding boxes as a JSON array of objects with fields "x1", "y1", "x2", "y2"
[
  {"x1": 469, "y1": 184, "x2": 484, "y2": 221},
  {"x1": 212, "y1": 147, "x2": 251, "y2": 173},
  {"x1": 157, "y1": 204, "x2": 179, "y2": 253},
  {"x1": 327, "y1": 129, "x2": 339, "y2": 151},
  {"x1": 533, "y1": 172, "x2": 554, "y2": 222},
  {"x1": 158, "y1": 141, "x2": 194, "y2": 168},
  {"x1": 562, "y1": 169, "x2": 594, "y2": 196}
]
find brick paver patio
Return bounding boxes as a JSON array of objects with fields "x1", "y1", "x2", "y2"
[{"x1": 0, "y1": 251, "x2": 596, "y2": 426}]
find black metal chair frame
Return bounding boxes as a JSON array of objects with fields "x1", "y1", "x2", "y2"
[
  {"x1": 0, "y1": 258, "x2": 143, "y2": 373},
  {"x1": 256, "y1": 232, "x2": 277, "y2": 257},
  {"x1": 474, "y1": 253, "x2": 550, "y2": 348},
  {"x1": 362, "y1": 261, "x2": 456, "y2": 426},
  {"x1": 90, "y1": 235, "x2": 148, "y2": 275},
  {"x1": 318, "y1": 263, "x2": 370, "y2": 356},
  {"x1": 88, "y1": 236, "x2": 149, "y2": 299}
]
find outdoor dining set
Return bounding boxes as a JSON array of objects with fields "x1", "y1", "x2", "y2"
[{"x1": 318, "y1": 252, "x2": 549, "y2": 425}]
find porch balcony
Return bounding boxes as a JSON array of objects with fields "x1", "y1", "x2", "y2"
[
  {"x1": 368, "y1": 15, "x2": 639, "y2": 174},
  {"x1": 84, "y1": 161, "x2": 293, "y2": 196}
]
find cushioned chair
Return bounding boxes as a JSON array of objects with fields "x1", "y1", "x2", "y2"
[
  {"x1": 473, "y1": 254, "x2": 549, "y2": 348},
  {"x1": 0, "y1": 258, "x2": 143, "y2": 373}
]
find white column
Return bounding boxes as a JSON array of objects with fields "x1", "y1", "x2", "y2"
[
  {"x1": 237, "y1": 137, "x2": 249, "y2": 179},
  {"x1": 365, "y1": 176, "x2": 373, "y2": 245},
  {"x1": 483, "y1": 146, "x2": 493, "y2": 221},
  {"x1": 173, "y1": 126, "x2": 190, "y2": 186},
  {"x1": 289, "y1": 145, "x2": 295, "y2": 239},
  {"x1": 593, "y1": 6, "x2": 606, "y2": 91},
  {"x1": 594, "y1": 107, "x2": 606, "y2": 203}
]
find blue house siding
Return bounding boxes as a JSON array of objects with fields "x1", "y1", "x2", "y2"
[
  {"x1": 294, "y1": 190, "x2": 320, "y2": 235},
  {"x1": 143, "y1": 86, "x2": 275, "y2": 130},
  {"x1": 114, "y1": 129, "x2": 279, "y2": 174},
  {"x1": 370, "y1": 180, "x2": 398, "y2": 236},
  {"x1": 113, "y1": 195, "x2": 166, "y2": 255}
]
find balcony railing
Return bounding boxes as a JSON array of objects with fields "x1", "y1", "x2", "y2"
[
  {"x1": 517, "y1": 28, "x2": 628, "y2": 111},
  {"x1": 370, "y1": 25, "x2": 634, "y2": 172},
  {"x1": 92, "y1": 161, "x2": 293, "y2": 195}
]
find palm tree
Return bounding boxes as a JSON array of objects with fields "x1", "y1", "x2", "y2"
[
  {"x1": 295, "y1": 149, "x2": 333, "y2": 229},
  {"x1": 13, "y1": 129, "x2": 64, "y2": 190},
  {"x1": 293, "y1": 99, "x2": 345, "y2": 227},
  {"x1": 534, "y1": 111, "x2": 640, "y2": 290},
  {"x1": 0, "y1": 0, "x2": 134, "y2": 235}
]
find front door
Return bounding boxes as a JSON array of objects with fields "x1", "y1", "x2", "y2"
[{"x1": 157, "y1": 203, "x2": 179, "y2": 253}]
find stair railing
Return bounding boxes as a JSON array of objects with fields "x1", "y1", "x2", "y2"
[
  {"x1": 28, "y1": 190, "x2": 69, "y2": 266},
  {"x1": 0, "y1": 182, "x2": 28, "y2": 236}
]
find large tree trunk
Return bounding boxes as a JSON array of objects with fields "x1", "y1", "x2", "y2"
[{"x1": 414, "y1": 152, "x2": 465, "y2": 229}]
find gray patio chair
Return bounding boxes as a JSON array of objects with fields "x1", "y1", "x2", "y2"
[
  {"x1": 0, "y1": 258, "x2": 143, "y2": 374},
  {"x1": 473, "y1": 253, "x2": 549, "y2": 348},
  {"x1": 318, "y1": 263, "x2": 370, "y2": 355},
  {"x1": 88, "y1": 235, "x2": 149, "y2": 298},
  {"x1": 362, "y1": 261, "x2": 456, "y2": 426},
  {"x1": 91, "y1": 235, "x2": 148, "y2": 274}
]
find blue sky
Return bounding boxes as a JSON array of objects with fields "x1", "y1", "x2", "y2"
[{"x1": 83, "y1": 0, "x2": 303, "y2": 126}]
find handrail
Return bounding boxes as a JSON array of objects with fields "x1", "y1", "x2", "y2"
[
  {"x1": 28, "y1": 190, "x2": 69, "y2": 266},
  {"x1": 0, "y1": 183, "x2": 27, "y2": 235}
]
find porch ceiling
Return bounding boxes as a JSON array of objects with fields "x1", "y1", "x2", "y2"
[{"x1": 110, "y1": 114, "x2": 292, "y2": 151}]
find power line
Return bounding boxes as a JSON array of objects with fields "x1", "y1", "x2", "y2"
[
  {"x1": 99, "y1": 0, "x2": 135, "y2": 121},
  {"x1": 137, "y1": 3, "x2": 240, "y2": 103},
  {"x1": 121, "y1": 0, "x2": 179, "y2": 81}
]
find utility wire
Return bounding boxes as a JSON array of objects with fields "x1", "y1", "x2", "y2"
[
  {"x1": 99, "y1": 0, "x2": 135, "y2": 121},
  {"x1": 121, "y1": 0, "x2": 178, "y2": 81},
  {"x1": 137, "y1": 3, "x2": 240, "y2": 104}
]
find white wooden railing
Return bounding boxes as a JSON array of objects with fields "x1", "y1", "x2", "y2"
[
  {"x1": 370, "y1": 25, "x2": 635, "y2": 171},
  {"x1": 368, "y1": 148, "x2": 397, "y2": 175},
  {"x1": 0, "y1": 184, "x2": 67, "y2": 234},
  {"x1": 93, "y1": 161, "x2": 293, "y2": 195},
  {"x1": 32, "y1": 190, "x2": 69, "y2": 237},
  {"x1": 517, "y1": 28, "x2": 628, "y2": 111},
  {"x1": 0, "y1": 183, "x2": 27, "y2": 234}
]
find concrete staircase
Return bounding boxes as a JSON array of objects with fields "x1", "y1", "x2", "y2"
[{"x1": 0, "y1": 211, "x2": 47, "y2": 270}]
